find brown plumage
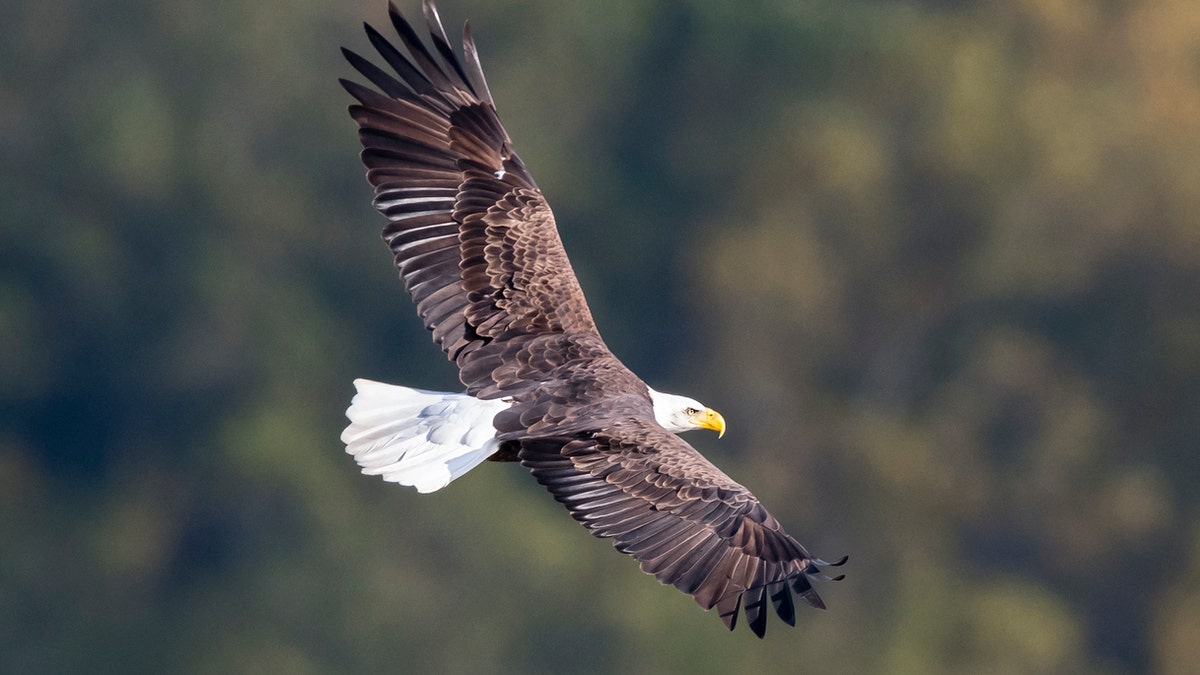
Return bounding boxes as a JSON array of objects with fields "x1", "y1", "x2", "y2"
[{"x1": 340, "y1": 0, "x2": 844, "y2": 637}]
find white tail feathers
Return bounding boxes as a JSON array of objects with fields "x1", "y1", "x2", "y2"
[{"x1": 341, "y1": 379, "x2": 509, "y2": 493}]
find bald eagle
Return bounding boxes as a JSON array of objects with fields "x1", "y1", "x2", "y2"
[{"x1": 339, "y1": 1, "x2": 844, "y2": 637}]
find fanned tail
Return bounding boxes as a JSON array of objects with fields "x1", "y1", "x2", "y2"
[{"x1": 342, "y1": 379, "x2": 507, "y2": 493}]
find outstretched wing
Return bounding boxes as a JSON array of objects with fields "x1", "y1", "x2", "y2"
[
  {"x1": 519, "y1": 421, "x2": 845, "y2": 638},
  {"x1": 341, "y1": 1, "x2": 602, "y2": 386}
]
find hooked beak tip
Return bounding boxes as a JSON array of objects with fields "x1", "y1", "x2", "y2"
[{"x1": 703, "y1": 408, "x2": 726, "y2": 439}]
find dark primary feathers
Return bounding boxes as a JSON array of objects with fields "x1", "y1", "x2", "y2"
[{"x1": 342, "y1": 0, "x2": 843, "y2": 637}]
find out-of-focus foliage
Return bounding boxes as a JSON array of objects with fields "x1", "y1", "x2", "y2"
[{"x1": 2, "y1": 0, "x2": 1196, "y2": 672}]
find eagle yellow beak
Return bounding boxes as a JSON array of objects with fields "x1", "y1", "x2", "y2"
[{"x1": 694, "y1": 407, "x2": 727, "y2": 438}]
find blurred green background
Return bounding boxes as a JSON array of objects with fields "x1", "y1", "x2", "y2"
[{"x1": 3, "y1": 0, "x2": 1198, "y2": 672}]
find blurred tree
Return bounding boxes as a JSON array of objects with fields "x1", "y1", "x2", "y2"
[{"x1": 1, "y1": 0, "x2": 1195, "y2": 672}]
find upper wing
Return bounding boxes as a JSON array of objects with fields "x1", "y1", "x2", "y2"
[
  {"x1": 518, "y1": 420, "x2": 845, "y2": 638},
  {"x1": 341, "y1": 1, "x2": 601, "y2": 381}
]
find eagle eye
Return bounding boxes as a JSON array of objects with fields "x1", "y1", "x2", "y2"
[{"x1": 685, "y1": 407, "x2": 699, "y2": 416}]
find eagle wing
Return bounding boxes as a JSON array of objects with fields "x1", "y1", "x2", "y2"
[
  {"x1": 519, "y1": 420, "x2": 844, "y2": 638},
  {"x1": 341, "y1": 1, "x2": 601, "y2": 390}
]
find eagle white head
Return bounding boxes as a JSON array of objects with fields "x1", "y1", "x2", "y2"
[{"x1": 647, "y1": 388, "x2": 727, "y2": 437}]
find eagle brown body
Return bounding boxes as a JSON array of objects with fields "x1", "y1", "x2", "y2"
[{"x1": 340, "y1": 1, "x2": 844, "y2": 637}]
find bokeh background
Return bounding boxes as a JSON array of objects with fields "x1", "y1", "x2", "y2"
[{"x1": 3, "y1": 0, "x2": 1199, "y2": 672}]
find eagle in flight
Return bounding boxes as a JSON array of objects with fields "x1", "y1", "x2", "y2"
[{"x1": 339, "y1": 1, "x2": 844, "y2": 637}]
